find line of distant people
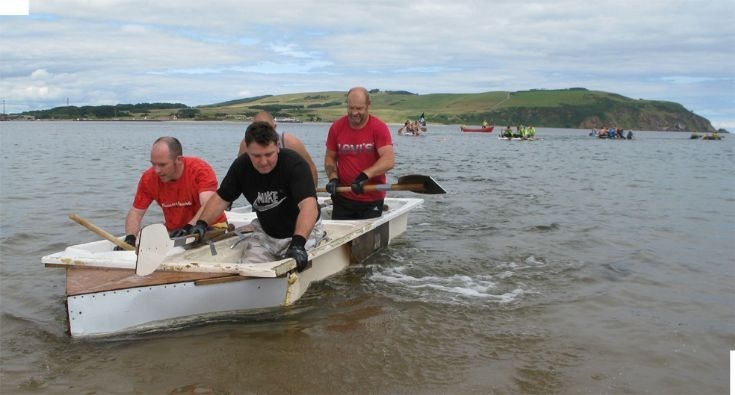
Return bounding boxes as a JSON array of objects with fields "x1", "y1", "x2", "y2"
[
  {"x1": 502, "y1": 125, "x2": 537, "y2": 139},
  {"x1": 116, "y1": 86, "x2": 394, "y2": 273},
  {"x1": 591, "y1": 127, "x2": 633, "y2": 139}
]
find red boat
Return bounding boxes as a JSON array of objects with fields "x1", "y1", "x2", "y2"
[{"x1": 460, "y1": 126, "x2": 494, "y2": 133}]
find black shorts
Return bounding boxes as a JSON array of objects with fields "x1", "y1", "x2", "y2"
[{"x1": 331, "y1": 194, "x2": 384, "y2": 220}]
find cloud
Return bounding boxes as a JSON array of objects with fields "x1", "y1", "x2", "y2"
[
  {"x1": 31, "y1": 69, "x2": 51, "y2": 79},
  {"x1": 24, "y1": 85, "x2": 50, "y2": 97},
  {"x1": 120, "y1": 24, "x2": 149, "y2": 34},
  {"x1": 269, "y1": 42, "x2": 317, "y2": 59},
  {"x1": 660, "y1": 76, "x2": 722, "y2": 85},
  {"x1": 0, "y1": 0, "x2": 732, "y2": 126}
]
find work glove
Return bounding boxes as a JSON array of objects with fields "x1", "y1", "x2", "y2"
[
  {"x1": 170, "y1": 224, "x2": 193, "y2": 238},
  {"x1": 285, "y1": 235, "x2": 309, "y2": 272},
  {"x1": 325, "y1": 178, "x2": 339, "y2": 195},
  {"x1": 190, "y1": 220, "x2": 208, "y2": 241},
  {"x1": 351, "y1": 172, "x2": 369, "y2": 194},
  {"x1": 114, "y1": 234, "x2": 136, "y2": 251}
]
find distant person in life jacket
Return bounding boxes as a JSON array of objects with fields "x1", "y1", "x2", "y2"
[{"x1": 324, "y1": 87, "x2": 395, "y2": 220}]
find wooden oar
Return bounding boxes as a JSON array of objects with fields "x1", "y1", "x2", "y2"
[
  {"x1": 317, "y1": 174, "x2": 446, "y2": 195},
  {"x1": 69, "y1": 213, "x2": 135, "y2": 251}
]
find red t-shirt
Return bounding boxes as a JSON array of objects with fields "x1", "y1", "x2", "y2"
[
  {"x1": 133, "y1": 156, "x2": 227, "y2": 230},
  {"x1": 326, "y1": 115, "x2": 393, "y2": 202}
]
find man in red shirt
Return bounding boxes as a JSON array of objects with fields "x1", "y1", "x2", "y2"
[
  {"x1": 117, "y1": 136, "x2": 227, "y2": 249},
  {"x1": 324, "y1": 87, "x2": 395, "y2": 219}
]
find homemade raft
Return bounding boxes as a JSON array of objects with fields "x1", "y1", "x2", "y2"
[{"x1": 43, "y1": 197, "x2": 423, "y2": 338}]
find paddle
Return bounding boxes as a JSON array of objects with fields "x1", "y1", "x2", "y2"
[
  {"x1": 69, "y1": 213, "x2": 135, "y2": 251},
  {"x1": 317, "y1": 174, "x2": 446, "y2": 195},
  {"x1": 136, "y1": 223, "x2": 250, "y2": 276}
]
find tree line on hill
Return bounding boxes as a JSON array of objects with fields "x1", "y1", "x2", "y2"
[{"x1": 19, "y1": 103, "x2": 192, "y2": 120}]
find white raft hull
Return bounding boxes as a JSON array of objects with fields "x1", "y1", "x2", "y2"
[{"x1": 43, "y1": 197, "x2": 422, "y2": 338}]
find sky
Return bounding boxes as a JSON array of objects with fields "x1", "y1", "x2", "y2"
[{"x1": 1, "y1": 0, "x2": 734, "y2": 129}]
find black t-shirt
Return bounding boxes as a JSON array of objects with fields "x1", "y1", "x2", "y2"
[{"x1": 217, "y1": 148, "x2": 319, "y2": 239}]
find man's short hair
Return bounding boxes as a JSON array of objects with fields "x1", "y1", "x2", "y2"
[
  {"x1": 244, "y1": 121, "x2": 279, "y2": 147},
  {"x1": 154, "y1": 136, "x2": 183, "y2": 158}
]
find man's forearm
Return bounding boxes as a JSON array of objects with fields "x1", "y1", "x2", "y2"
[
  {"x1": 198, "y1": 193, "x2": 228, "y2": 225},
  {"x1": 124, "y1": 208, "x2": 145, "y2": 235},
  {"x1": 363, "y1": 150, "x2": 395, "y2": 178},
  {"x1": 294, "y1": 198, "x2": 319, "y2": 238},
  {"x1": 324, "y1": 151, "x2": 338, "y2": 180}
]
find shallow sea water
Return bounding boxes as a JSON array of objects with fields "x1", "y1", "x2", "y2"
[{"x1": 1, "y1": 121, "x2": 733, "y2": 394}]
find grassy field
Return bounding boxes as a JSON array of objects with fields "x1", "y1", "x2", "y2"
[
  {"x1": 195, "y1": 88, "x2": 697, "y2": 127},
  {"x1": 18, "y1": 88, "x2": 715, "y2": 132}
]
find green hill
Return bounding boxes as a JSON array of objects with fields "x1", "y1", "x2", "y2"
[
  {"x1": 14, "y1": 88, "x2": 716, "y2": 132},
  {"x1": 199, "y1": 88, "x2": 714, "y2": 132}
]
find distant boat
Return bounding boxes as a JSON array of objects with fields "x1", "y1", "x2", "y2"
[
  {"x1": 274, "y1": 117, "x2": 302, "y2": 123},
  {"x1": 460, "y1": 126, "x2": 494, "y2": 133},
  {"x1": 498, "y1": 136, "x2": 541, "y2": 141},
  {"x1": 398, "y1": 131, "x2": 425, "y2": 137},
  {"x1": 702, "y1": 133, "x2": 722, "y2": 140},
  {"x1": 397, "y1": 113, "x2": 427, "y2": 136}
]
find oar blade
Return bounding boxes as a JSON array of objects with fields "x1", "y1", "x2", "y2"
[
  {"x1": 397, "y1": 174, "x2": 446, "y2": 194},
  {"x1": 136, "y1": 223, "x2": 175, "y2": 276},
  {"x1": 317, "y1": 174, "x2": 446, "y2": 195}
]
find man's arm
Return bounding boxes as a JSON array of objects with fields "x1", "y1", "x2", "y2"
[
  {"x1": 293, "y1": 196, "x2": 319, "y2": 239},
  {"x1": 324, "y1": 149, "x2": 339, "y2": 181},
  {"x1": 361, "y1": 145, "x2": 395, "y2": 178},
  {"x1": 198, "y1": 192, "x2": 230, "y2": 225},
  {"x1": 123, "y1": 207, "x2": 147, "y2": 236},
  {"x1": 284, "y1": 134, "x2": 319, "y2": 188},
  {"x1": 190, "y1": 190, "x2": 218, "y2": 225}
]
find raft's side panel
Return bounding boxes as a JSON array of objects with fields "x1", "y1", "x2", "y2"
[
  {"x1": 388, "y1": 212, "x2": 409, "y2": 242},
  {"x1": 67, "y1": 277, "x2": 288, "y2": 337}
]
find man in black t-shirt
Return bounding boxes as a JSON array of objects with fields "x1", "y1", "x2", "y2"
[{"x1": 193, "y1": 121, "x2": 322, "y2": 272}]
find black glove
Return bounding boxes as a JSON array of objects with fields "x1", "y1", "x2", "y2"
[
  {"x1": 325, "y1": 178, "x2": 339, "y2": 195},
  {"x1": 351, "y1": 172, "x2": 369, "y2": 194},
  {"x1": 190, "y1": 220, "x2": 208, "y2": 241},
  {"x1": 285, "y1": 235, "x2": 309, "y2": 272},
  {"x1": 114, "y1": 234, "x2": 136, "y2": 251},
  {"x1": 170, "y1": 224, "x2": 193, "y2": 238}
]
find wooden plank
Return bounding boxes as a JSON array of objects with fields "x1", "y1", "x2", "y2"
[
  {"x1": 350, "y1": 222, "x2": 389, "y2": 263},
  {"x1": 153, "y1": 258, "x2": 295, "y2": 278},
  {"x1": 65, "y1": 267, "x2": 234, "y2": 296},
  {"x1": 194, "y1": 275, "x2": 247, "y2": 286},
  {"x1": 46, "y1": 263, "x2": 130, "y2": 270}
]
